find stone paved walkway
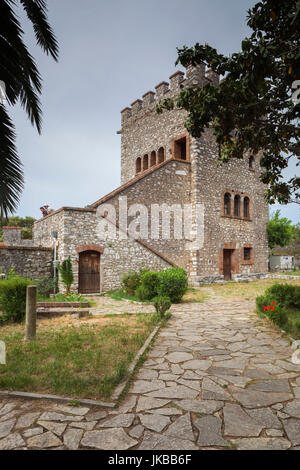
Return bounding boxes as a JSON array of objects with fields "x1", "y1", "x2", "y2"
[{"x1": 1, "y1": 297, "x2": 300, "y2": 450}]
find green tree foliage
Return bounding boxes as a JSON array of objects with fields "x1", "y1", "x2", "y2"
[
  {"x1": 58, "y1": 257, "x2": 74, "y2": 294},
  {"x1": 158, "y1": 0, "x2": 300, "y2": 205},
  {"x1": 267, "y1": 210, "x2": 296, "y2": 250},
  {"x1": 0, "y1": 0, "x2": 58, "y2": 218},
  {"x1": 0, "y1": 216, "x2": 36, "y2": 240}
]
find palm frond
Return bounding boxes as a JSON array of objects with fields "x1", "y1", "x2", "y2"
[
  {"x1": 20, "y1": 0, "x2": 59, "y2": 61},
  {"x1": 0, "y1": 104, "x2": 24, "y2": 218}
]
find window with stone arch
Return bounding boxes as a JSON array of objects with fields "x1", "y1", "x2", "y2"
[
  {"x1": 234, "y1": 194, "x2": 241, "y2": 217},
  {"x1": 136, "y1": 157, "x2": 141, "y2": 174},
  {"x1": 143, "y1": 154, "x2": 149, "y2": 171},
  {"x1": 158, "y1": 147, "x2": 165, "y2": 164},
  {"x1": 223, "y1": 193, "x2": 231, "y2": 216},
  {"x1": 249, "y1": 155, "x2": 255, "y2": 169},
  {"x1": 243, "y1": 196, "x2": 250, "y2": 219},
  {"x1": 150, "y1": 151, "x2": 156, "y2": 167}
]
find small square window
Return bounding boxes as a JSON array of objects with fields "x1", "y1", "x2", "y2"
[{"x1": 244, "y1": 247, "x2": 251, "y2": 260}]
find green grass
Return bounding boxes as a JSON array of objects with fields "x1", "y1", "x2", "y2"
[
  {"x1": 104, "y1": 289, "x2": 151, "y2": 303},
  {"x1": 182, "y1": 288, "x2": 209, "y2": 303},
  {"x1": 0, "y1": 313, "x2": 160, "y2": 400},
  {"x1": 280, "y1": 270, "x2": 300, "y2": 276},
  {"x1": 37, "y1": 292, "x2": 89, "y2": 304}
]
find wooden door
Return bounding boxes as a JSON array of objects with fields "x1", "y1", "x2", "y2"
[
  {"x1": 223, "y1": 249, "x2": 232, "y2": 280},
  {"x1": 79, "y1": 251, "x2": 100, "y2": 293}
]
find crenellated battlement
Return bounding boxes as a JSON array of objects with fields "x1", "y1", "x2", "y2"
[{"x1": 121, "y1": 64, "x2": 219, "y2": 125}]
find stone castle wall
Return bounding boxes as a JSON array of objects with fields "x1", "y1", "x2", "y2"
[
  {"x1": 92, "y1": 159, "x2": 192, "y2": 269},
  {"x1": 33, "y1": 207, "x2": 172, "y2": 292},
  {"x1": 191, "y1": 128, "x2": 269, "y2": 279},
  {"x1": 0, "y1": 246, "x2": 52, "y2": 279},
  {"x1": 120, "y1": 65, "x2": 217, "y2": 185}
]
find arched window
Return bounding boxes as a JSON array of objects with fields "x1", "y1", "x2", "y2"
[
  {"x1": 243, "y1": 197, "x2": 250, "y2": 218},
  {"x1": 150, "y1": 151, "x2": 156, "y2": 167},
  {"x1": 234, "y1": 195, "x2": 241, "y2": 217},
  {"x1": 143, "y1": 154, "x2": 149, "y2": 171},
  {"x1": 136, "y1": 157, "x2": 141, "y2": 174},
  {"x1": 158, "y1": 147, "x2": 165, "y2": 164},
  {"x1": 249, "y1": 156, "x2": 255, "y2": 169},
  {"x1": 224, "y1": 193, "x2": 231, "y2": 216}
]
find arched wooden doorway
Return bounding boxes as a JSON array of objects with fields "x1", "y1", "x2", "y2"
[{"x1": 79, "y1": 250, "x2": 100, "y2": 294}]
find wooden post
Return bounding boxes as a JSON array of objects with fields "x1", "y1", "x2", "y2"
[{"x1": 25, "y1": 285, "x2": 37, "y2": 341}]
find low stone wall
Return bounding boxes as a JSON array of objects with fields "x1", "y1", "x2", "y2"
[
  {"x1": 190, "y1": 272, "x2": 300, "y2": 286},
  {"x1": 0, "y1": 246, "x2": 53, "y2": 280}
]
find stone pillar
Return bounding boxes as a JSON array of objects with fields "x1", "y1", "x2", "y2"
[{"x1": 25, "y1": 286, "x2": 37, "y2": 341}]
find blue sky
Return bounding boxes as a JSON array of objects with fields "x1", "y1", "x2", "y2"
[{"x1": 8, "y1": 0, "x2": 299, "y2": 223}]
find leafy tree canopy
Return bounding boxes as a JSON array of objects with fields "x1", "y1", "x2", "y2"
[
  {"x1": 267, "y1": 210, "x2": 297, "y2": 250},
  {"x1": 158, "y1": 0, "x2": 300, "y2": 205},
  {"x1": 0, "y1": 215, "x2": 36, "y2": 240}
]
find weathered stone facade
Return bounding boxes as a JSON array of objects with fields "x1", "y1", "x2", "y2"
[
  {"x1": 0, "y1": 245, "x2": 52, "y2": 279},
  {"x1": 0, "y1": 227, "x2": 53, "y2": 279},
  {"x1": 32, "y1": 63, "x2": 269, "y2": 292},
  {"x1": 33, "y1": 207, "x2": 171, "y2": 292}
]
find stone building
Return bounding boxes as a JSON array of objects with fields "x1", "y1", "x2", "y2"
[
  {"x1": 32, "y1": 64, "x2": 269, "y2": 293},
  {"x1": 0, "y1": 227, "x2": 52, "y2": 279}
]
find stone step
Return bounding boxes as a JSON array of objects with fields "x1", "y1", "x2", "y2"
[
  {"x1": 37, "y1": 302, "x2": 89, "y2": 308},
  {"x1": 37, "y1": 308, "x2": 90, "y2": 318}
]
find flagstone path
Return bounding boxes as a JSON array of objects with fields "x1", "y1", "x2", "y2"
[{"x1": 1, "y1": 296, "x2": 300, "y2": 450}]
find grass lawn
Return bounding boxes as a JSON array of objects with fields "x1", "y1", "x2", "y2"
[
  {"x1": 182, "y1": 288, "x2": 210, "y2": 303},
  {"x1": 201, "y1": 278, "x2": 300, "y2": 301},
  {"x1": 104, "y1": 289, "x2": 151, "y2": 303},
  {"x1": 0, "y1": 313, "x2": 159, "y2": 400},
  {"x1": 281, "y1": 270, "x2": 300, "y2": 276}
]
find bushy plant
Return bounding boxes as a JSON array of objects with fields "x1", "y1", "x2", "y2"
[
  {"x1": 135, "y1": 285, "x2": 154, "y2": 301},
  {"x1": 157, "y1": 267, "x2": 188, "y2": 303},
  {"x1": 122, "y1": 270, "x2": 141, "y2": 296},
  {"x1": 261, "y1": 283, "x2": 300, "y2": 308},
  {"x1": 0, "y1": 276, "x2": 32, "y2": 322},
  {"x1": 153, "y1": 296, "x2": 171, "y2": 318},
  {"x1": 139, "y1": 271, "x2": 160, "y2": 298},
  {"x1": 36, "y1": 277, "x2": 56, "y2": 299},
  {"x1": 58, "y1": 257, "x2": 74, "y2": 294},
  {"x1": 265, "y1": 283, "x2": 299, "y2": 307}
]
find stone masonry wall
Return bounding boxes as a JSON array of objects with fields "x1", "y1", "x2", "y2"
[
  {"x1": 191, "y1": 127, "x2": 269, "y2": 278},
  {"x1": 0, "y1": 246, "x2": 52, "y2": 279},
  {"x1": 33, "y1": 208, "x2": 172, "y2": 292},
  {"x1": 93, "y1": 159, "x2": 192, "y2": 269},
  {"x1": 120, "y1": 65, "x2": 213, "y2": 185}
]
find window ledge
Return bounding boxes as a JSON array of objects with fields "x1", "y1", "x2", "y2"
[{"x1": 221, "y1": 215, "x2": 252, "y2": 221}]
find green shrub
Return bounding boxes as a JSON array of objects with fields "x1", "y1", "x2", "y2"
[
  {"x1": 140, "y1": 271, "x2": 160, "y2": 298},
  {"x1": 135, "y1": 285, "x2": 154, "y2": 301},
  {"x1": 0, "y1": 276, "x2": 32, "y2": 322},
  {"x1": 267, "y1": 305, "x2": 288, "y2": 328},
  {"x1": 157, "y1": 267, "x2": 188, "y2": 303},
  {"x1": 58, "y1": 257, "x2": 74, "y2": 294},
  {"x1": 36, "y1": 277, "x2": 56, "y2": 299},
  {"x1": 153, "y1": 296, "x2": 171, "y2": 318},
  {"x1": 122, "y1": 270, "x2": 141, "y2": 296},
  {"x1": 265, "y1": 283, "x2": 300, "y2": 307}
]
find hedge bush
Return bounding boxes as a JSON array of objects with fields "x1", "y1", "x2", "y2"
[
  {"x1": 122, "y1": 270, "x2": 141, "y2": 296},
  {"x1": 0, "y1": 276, "x2": 32, "y2": 322},
  {"x1": 264, "y1": 283, "x2": 300, "y2": 308},
  {"x1": 139, "y1": 271, "x2": 160, "y2": 299},
  {"x1": 256, "y1": 283, "x2": 300, "y2": 336},
  {"x1": 153, "y1": 296, "x2": 171, "y2": 318},
  {"x1": 157, "y1": 267, "x2": 188, "y2": 303}
]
